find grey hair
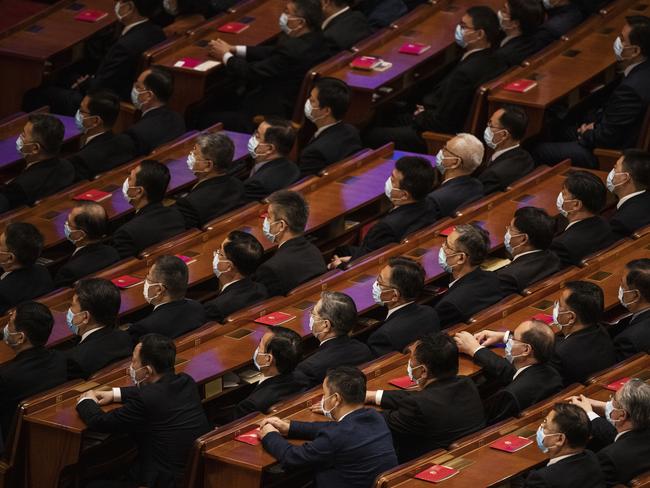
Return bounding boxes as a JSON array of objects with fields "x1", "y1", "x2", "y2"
[
  {"x1": 196, "y1": 132, "x2": 234, "y2": 172},
  {"x1": 619, "y1": 378, "x2": 650, "y2": 429},
  {"x1": 454, "y1": 223, "x2": 490, "y2": 266},
  {"x1": 450, "y1": 133, "x2": 484, "y2": 171},
  {"x1": 318, "y1": 291, "x2": 357, "y2": 336}
]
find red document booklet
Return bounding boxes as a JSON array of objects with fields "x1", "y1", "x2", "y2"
[
  {"x1": 110, "y1": 275, "x2": 143, "y2": 289},
  {"x1": 503, "y1": 79, "x2": 538, "y2": 93},
  {"x1": 389, "y1": 376, "x2": 417, "y2": 389},
  {"x1": 217, "y1": 22, "x2": 250, "y2": 33},
  {"x1": 254, "y1": 312, "x2": 295, "y2": 326},
  {"x1": 398, "y1": 42, "x2": 431, "y2": 55},
  {"x1": 72, "y1": 189, "x2": 111, "y2": 202},
  {"x1": 74, "y1": 10, "x2": 108, "y2": 22},
  {"x1": 490, "y1": 434, "x2": 533, "y2": 452},
  {"x1": 235, "y1": 428, "x2": 261, "y2": 445},
  {"x1": 414, "y1": 464, "x2": 460, "y2": 483},
  {"x1": 350, "y1": 56, "x2": 381, "y2": 70},
  {"x1": 606, "y1": 377, "x2": 630, "y2": 391}
]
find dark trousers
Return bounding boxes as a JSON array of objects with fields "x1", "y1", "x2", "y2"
[{"x1": 363, "y1": 111, "x2": 426, "y2": 153}]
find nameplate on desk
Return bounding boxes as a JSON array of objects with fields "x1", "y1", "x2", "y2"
[
  {"x1": 204, "y1": 377, "x2": 223, "y2": 399},
  {"x1": 225, "y1": 328, "x2": 253, "y2": 339},
  {"x1": 588, "y1": 270, "x2": 611, "y2": 282}
]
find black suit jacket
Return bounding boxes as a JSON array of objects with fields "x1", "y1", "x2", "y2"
[
  {"x1": 298, "y1": 123, "x2": 362, "y2": 177},
  {"x1": 233, "y1": 373, "x2": 303, "y2": 420},
  {"x1": 580, "y1": 61, "x2": 650, "y2": 150},
  {"x1": 609, "y1": 190, "x2": 650, "y2": 238},
  {"x1": 0, "y1": 266, "x2": 54, "y2": 315},
  {"x1": 323, "y1": 9, "x2": 372, "y2": 52},
  {"x1": 242, "y1": 157, "x2": 301, "y2": 202},
  {"x1": 65, "y1": 327, "x2": 133, "y2": 380},
  {"x1": 226, "y1": 31, "x2": 329, "y2": 118},
  {"x1": 0, "y1": 157, "x2": 75, "y2": 212},
  {"x1": 294, "y1": 335, "x2": 373, "y2": 388},
  {"x1": 123, "y1": 106, "x2": 186, "y2": 157},
  {"x1": 597, "y1": 428, "x2": 650, "y2": 487},
  {"x1": 348, "y1": 200, "x2": 437, "y2": 260},
  {"x1": 68, "y1": 131, "x2": 135, "y2": 180},
  {"x1": 478, "y1": 146, "x2": 535, "y2": 194},
  {"x1": 427, "y1": 176, "x2": 485, "y2": 221},
  {"x1": 174, "y1": 175, "x2": 244, "y2": 228},
  {"x1": 262, "y1": 408, "x2": 398, "y2": 488},
  {"x1": 368, "y1": 303, "x2": 441, "y2": 357},
  {"x1": 496, "y1": 250, "x2": 562, "y2": 295},
  {"x1": 414, "y1": 49, "x2": 508, "y2": 133},
  {"x1": 550, "y1": 216, "x2": 618, "y2": 267},
  {"x1": 550, "y1": 325, "x2": 616, "y2": 385},
  {"x1": 128, "y1": 299, "x2": 206, "y2": 344},
  {"x1": 76, "y1": 372, "x2": 211, "y2": 488},
  {"x1": 381, "y1": 375, "x2": 485, "y2": 462},
  {"x1": 252, "y1": 236, "x2": 327, "y2": 297},
  {"x1": 495, "y1": 35, "x2": 542, "y2": 67},
  {"x1": 524, "y1": 450, "x2": 606, "y2": 488},
  {"x1": 474, "y1": 348, "x2": 563, "y2": 424},
  {"x1": 203, "y1": 278, "x2": 269, "y2": 323},
  {"x1": 88, "y1": 21, "x2": 166, "y2": 100},
  {"x1": 434, "y1": 268, "x2": 505, "y2": 328},
  {"x1": 355, "y1": 0, "x2": 407, "y2": 29},
  {"x1": 54, "y1": 243, "x2": 121, "y2": 287},
  {"x1": 613, "y1": 308, "x2": 650, "y2": 360},
  {"x1": 0, "y1": 347, "x2": 68, "y2": 439},
  {"x1": 111, "y1": 202, "x2": 186, "y2": 258},
  {"x1": 533, "y1": 3, "x2": 585, "y2": 45}
]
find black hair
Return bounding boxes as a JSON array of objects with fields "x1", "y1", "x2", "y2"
[
  {"x1": 625, "y1": 258, "x2": 650, "y2": 302},
  {"x1": 291, "y1": 0, "x2": 324, "y2": 31},
  {"x1": 622, "y1": 149, "x2": 650, "y2": 190},
  {"x1": 507, "y1": 0, "x2": 543, "y2": 35},
  {"x1": 27, "y1": 113, "x2": 64, "y2": 155},
  {"x1": 387, "y1": 257, "x2": 425, "y2": 301},
  {"x1": 139, "y1": 333, "x2": 176, "y2": 373},
  {"x1": 143, "y1": 66, "x2": 174, "y2": 103},
  {"x1": 551, "y1": 402, "x2": 591, "y2": 448},
  {"x1": 14, "y1": 301, "x2": 54, "y2": 347},
  {"x1": 131, "y1": 0, "x2": 159, "y2": 18},
  {"x1": 152, "y1": 255, "x2": 188, "y2": 300},
  {"x1": 75, "y1": 278, "x2": 121, "y2": 328},
  {"x1": 564, "y1": 170, "x2": 607, "y2": 214},
  {"x1": 72, "y1": 201, "x2": 109, "y2": 240},
  {"x1": 4, "y1": 222, "x2": 44, "y2": 266},
  {"x1": 314, "y1": 77, "x2": 351, "y2": 120},
  {"x1": 521, "y1": 320, "x2": 555, "y2": 363},
  {"x1": 223, "y1": 230, "x2": 264, "y2": 276},
  {"x1": 267, "y1": 190, "x2": 309, "y2": 233},
  {"x1": 467, "y1": 6, "x2": 501, "y2": 47},
  {"x1": 86, "y1": 90, "x2": 120, "y2": 128},
  {"x1": 326, "y1": 366, "x2": 367, "y2": 404},
  {"x1": 266, "y1": 326, "x2": 302, "y2": 374},
  {"x1": 135, "y1": 159, "x2": 170, "y2": 203},
  {"x1": 498, "y1": 104, "x2": 528, "y2": 140},
  {"x1": 513, "y1": 206, "x2": 555, "y2": 250},
  {"x1": 564, "y1": 281, "x2": 604, "y2": 325},
  {"x1": 394, "y1": 156, "x2": 437, "y2": 200},
  {"x1": 414, "y1": 332, "x2": 459, "y2": 380},
  {"x1": 627, "y1": 15, "x2": 650, "y2": 58},
  {"x1": 261, "y1": 117, "x2": 296, "y2": 156}
]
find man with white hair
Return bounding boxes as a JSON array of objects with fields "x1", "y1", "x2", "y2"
[
  {"x1": 569, "y1": 378, "x2": 650, "y2": 485},
  {"x1": 427, "y1": 133, "x2": 485, "y2": 221}
]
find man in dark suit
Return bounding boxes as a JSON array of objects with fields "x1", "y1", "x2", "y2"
[
  {"x1": 534, "y1": 0, "x2": 585, "y2": 46},
  {"x1": 0, "y1": 223, "x2": 53, "y2": 314},
  {"x1": 260, "y1": 366, "x2": 398, "y2": 488},
  {"x1": 23, "y1": 0, "x2": 166, "y2": 114},
  {"x1": 366, "y1": 333, "x2": 485, "y2": 462},
  {"x1": 569, "y1": 379, "x2": 650, "y2": 486},
  {"x1": 295, "y1": 291, "x2": 372, "y2": 388},
  {"x1": 76, "y1": 334, "x2": 211, "y2": 488},
  {"x1": 550, "y1": 170, "x2": 618, "y2": 267},
  {"x1": 329, "y1": 156, "x2": 437, "y2": 267},
  {"x1": 366, "y1": 258, "x2": 440, "y2": 357},
  {"x1": 54, "y1": 202, "x2": 120, "y2": 287},
  {"x1": 228, "y1": 326, "x2": 304, "y2": 420},
  {"x1": 455, "y1": 319, "x2": 563, "y2": 424},
  {"x1": 550, "y1": 281, "x2": 616, "y2": 385},
  {"x1": 364, "y1": 7, "x2": 507, "y2": 151},
  {"x1": 64, "y1": 278, "x2": 132, "y2": 379},
  {"x1": 612, "y1": 258, "x2": 650, "y2": 359},
  {"x1": 497, "y1": 206, "x2": 562, "y2": 295},
  {"x1": 252, "y1": 190, "x2": 327, "y2": 296},
  {"x1": 0, "y1": 114, "x2": 74, "y2": 213},
  {"x1": 242, "y1": 118, "x2": 301, "y2": 202},
  {"x1": 607, "y1": 149, "x2": 650, "y2": 237},
  {"x1": 427, "y1": 134, "x2": 485, "y2": 220},
  {"x1": 174, "y1": 132, "x2": 244, "y2": 228},
  {"x1": 68, "y1": 90, "x2": 135, "y2": 181},
  {"x1": 525, "y1": 402, "x2": 605, "y2": 488},
  {"x1": 128, "y1": 256, "x2": 205, "y2": 344},
  {"x1": 203, "y1": 231, "x2": 268, "y2": 322},
  {"x1": 112, "y1": 160, "x2": 186, "y2": 258},
  {"x1": 354, "y1": 0, "x2": 406, "y2": 29},
  {"x1": 435, "y1": 224, "x2": 505, "y2": 327},
  {"x1": 479, "y1": 106, "x2": 536, "y2": 193},
  {"x1": 204, "y1": 0, "x2": 329, "y2": 132},
  {"x1": 119, "y1": 67, "x2": 186, "y2": 157},
  {"x1": 0, "y1": 302, "x2": 67, "y2": 442},
  {"x1": 532, "y1": 17, "x2": 650, "y2": 168},
  {"x1": 495, "y1": 0, "x2": 544, "y2": 67},
  {"x1": 299, "y1": 78, "x2": 362, "y2": 177},
  {"x1": 321, "y1": 0, "x2": 371, "y2": 52}
]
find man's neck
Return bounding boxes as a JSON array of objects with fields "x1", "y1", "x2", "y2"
[
  {"x1": 394, "y1": 198, "x2": 417, "y2": 208},
  {"x1": 13, "y1": 343, "x2": 34, "y2": 355},
  {"x1": 550, "y1": 446, "x2": 582, "y2": 460},
  {"x1": 514, "y1": 357, "x2": 538, "y2": 370},
  {"x1": 315, "y1": 116, "x2": 337, "y2": 130},
  {"x1": 451, "y1": 264, "x2": 476, "y2": 282},
  {"x1": 152, "y1": 296, "x2": 174, "y2": 308},
  {"x1": 141, "y1": 102, "x2": 163, "y2": 115},
  {"x1": 567, "y1": 211, "x2": 593, "y2": 224},
  {"x1": 443, "y1": 170, "x2": 469, "y2": 182},
  {"x1": 615, "y1": 184, "x2": 640, "y2": 201},
  {"x1": 564, "y1": 322, "x2": 588, "y2": 336},
  {"x1": 132, "y1": 198, "x2": 150, "y2": 212},
  {"x1": 83, "y1": 126, "x2": 107, "y2": 143},
  {"x1": 256, "y1": 154, "x2": 280, "y2": 166},
  {"x1": 334, "y1": 403, "x2": 363, "y2": 421},
  {"x1": 219, "y1": 273, "x2": 243, "y2": 288},
  {"x1": 24, "y1": 154, "x2": 50, "y2": 168},
  {"x1": 387, "y1": 300, "x2": 408, "y2": 311},
  {"x1": 196, "y1": 171, "x2": 223, "y2": 184},
  {"x1": 512, "y1": 245, "x2": 536, "y2": 259},
  {"x1": 319, "y1": 332, "x2": 337, "y2": 344},
  {"x1": 277, "y1": 232, "x2": 299, "y2": 247},
  {"x1": 495, "y1": 140, "x2": 518, "y2": 153}
]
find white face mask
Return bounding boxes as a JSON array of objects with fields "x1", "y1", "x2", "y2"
[
  {"x1": 130, "y1": 86, "x2": 149, "y2": 109},
  {"x1": 618, "y1": 286, "x2": 639, "y2": 309},
  {"x1": 115, "y1": 0, "x2": 132, "y2": 20},
  {"x1": 163, "y1": 0, "x2": 179, "y2": 15},
  {"x1": 253, "y1": 346, "x2": 271, "y2": 371},
  {"x1": 406, "y1": 360, "x2": 423, "y2": 383},
  {"x1": 262, "y1": 216, "x2": 281, "y2": 242},
  {"x1": 129, "y1": 365, "x2": 147, "y2": 385},
  {"x1": 304, "y1": 99, "x2": 326, "y2": 123},
  {"x1": 122, "y1": 178, "x2": 132, "y2": 202},
  {"x1": 320, "y1": 393, "x2": 338, "y2": 420},
  {"x1": 213, "y1": 252, "x2": 231, "y2": 277},
  {"x1": 606, "y1": 168, "x2": 628, "y2": 193},
  {"x1": 556, "y1": 192, "x2": 577, "y2": 218},
  {"x1": 143, "y1": 279, "x2": 162, "y2": 304},
  {"x1": 483, "y1": 126, "x2": 506, "y2": 149}
]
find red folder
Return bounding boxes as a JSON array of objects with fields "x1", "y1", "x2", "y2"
[
  {"x1": 532, "y1": 313, "x2": 554, "y2": 325},
  {"x1": 235, "y1": 428, "x2": 261, "y2": 445},
  {"x1": 175, "y1": 254, "x2": 196, "y2": 265},
  {"x1": 72, "y1": 189, "x2": 111, "y2": 202},
  {"x1": 178, "y1": 57, "x2": 203, "y2": 68},
  {"x1": 111, "y1": 275, "x2": 143, "y2": 289},
  {"x1": 389, "y1": 376, "x2": 417, "y2": 389},
  {"x1": 254, "y1": 312, "x2": 295, "y2": 326},
  {"x1": 414, "y1": 464, "x2": 459, "y2": 483},
  {"x1": 350, "y1": 56, "x2": 380, "y2": 70},
  {"x1": 439, "y1": 226, "x2": 455, "y2": 237},
  {"x1": 503, "y1": 79, "x2": 538, "y2": 93},
  {"x1": 489, "y1": 434, "x2": 533, "y2": 453},
  {"x1": 398, "y1": 42, "x2": 431, "y2": 55},
  {"x1": 217, "y1": 21, "x2": 250, "y2": 33},
  {"x1": 606, "y1": 377, "x2": 630, "y2": 391},
  {"x1": 74, "y1": 9, "x2": 108, "y2": 22}
]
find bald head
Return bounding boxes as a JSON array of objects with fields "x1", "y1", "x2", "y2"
[
  {"x1": 69, "y1": 201, "x2": 109, "y2": 241},
  {"x1": 447, "y1": 133, "x2": 484, "y2": 174},
  {"x1": 516, "y1": 319, "x2": 555, "y2": 363}
]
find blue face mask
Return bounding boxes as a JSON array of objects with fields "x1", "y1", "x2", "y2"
[
  {"x1": 74, "y1": 110, "x2": 86, "y2": 132},
  {"x1": 536, "y1": 425, "x2": 550, "y2": 453},
  {"x1": 66, "y1": 308, "x2": 82, "y2": 335},
  {"x1": 435, "y1": 150, "x2": 446, "y2": 174},
  {"x1": 372, "y1": 280, "x2": 384, "y2": 305},
  {"x1": 454, "y1": 24, "x2": 467, "y2": 48}
]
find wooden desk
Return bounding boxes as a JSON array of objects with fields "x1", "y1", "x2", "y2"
[{"x1": 0, "y1": 0, "x2": 118, "y2": 117}]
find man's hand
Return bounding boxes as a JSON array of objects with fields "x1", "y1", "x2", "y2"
[
  {"x1": 567, "y1": 394, "x2": 595, "y2": 414},
  {"x1": 259, "y1": 416, "x2": 290, "y2": 436},
  {"x1": 473, "y1": 329, "x2": 506, "y2": 348},
  {"x1": 259, "y1": 423, "x2": 279, "y2": 438},
  {"x1": 78, "y1": 390, "x2": 99, "y2": 403},
  {"x1": 71, "y1": 74, "x2": 91, "y2": 90},
  {"x1": 454, "y1": 331, "x2": 482, "y2": 356},
  {"x1": 94, "y1": 389, "x2": 115, "y2": 406},
  {"x1": 208, "y1": 39, "x2": 234, "y2": 59},
  {"x1": 328, "y1": 255, "x2": 351, "y2": 270},
  {"x1": 310, "y1": 402, "x2": 324, "y2": 414},
  {"x1": 413, "y1": 104, "x2": 425, "y2": 116},
  {"x1": 577, "y1": 122, "x2": 594, "y2": 135}
]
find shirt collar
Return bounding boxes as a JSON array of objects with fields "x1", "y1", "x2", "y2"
[
  {"x1": 491, "y1": 144, "x2": 520, "y2": 162},
  {"x1": 500, "y1": 34, "x2": 518, "y2": 47},
  {"x1": 314, "y1": 121, "x2": 340, "y2": 139},
  {"x1": 84, "y1": 131, "x2": 107, "y2": 146},
  {"x1": 512, "y1": 364, "x2": 533, "y2": 380},
  {"x1": 141, "y1": 105, "x2": 162, "y2": 117},
  {"x1": 80, "y1": 326, "x2": 104, "y2": 342},
  {"x1": 337, "y1": 406, "x2": 361, "y2": 422},
  {"x1": 617, "y1": 189, "x2": 646, "y2": 209},
  {"x1": 322, "y1": 6, "x2": 350, "y2": 29},
  {"x1": 121, "y1": 19, "x2": 148, "y2": 36},
  {"x1": 615, "y1": 429, "x2": 632, "y2": 442},
  {"x1": 547, "y1": 452, "x2": 581, "y2": 466},
  {"x1": 461, "y1": 47, "x2": 486, "y2": 61},
  {"x1": 0, "y1": 271, "x2": 12, "y2": 280},
  {"x1": 220, "y1": 278, "x2": 241, "y2": 292},
  {"x1": 624, "y1": 60, "x2": 644, "y2": 77},
  {"x1": 319, "y1": 336, "x2": 337, "y2": 346},
  {"x1": 386, "y1": 301, "x2": 414, "y2": 319},
  {"x1": 512, "y1": 249, "x2": 543, "y2": 261},
  {"x1": 565, "y1": 218, "x2": 586, "y2": 230}
]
